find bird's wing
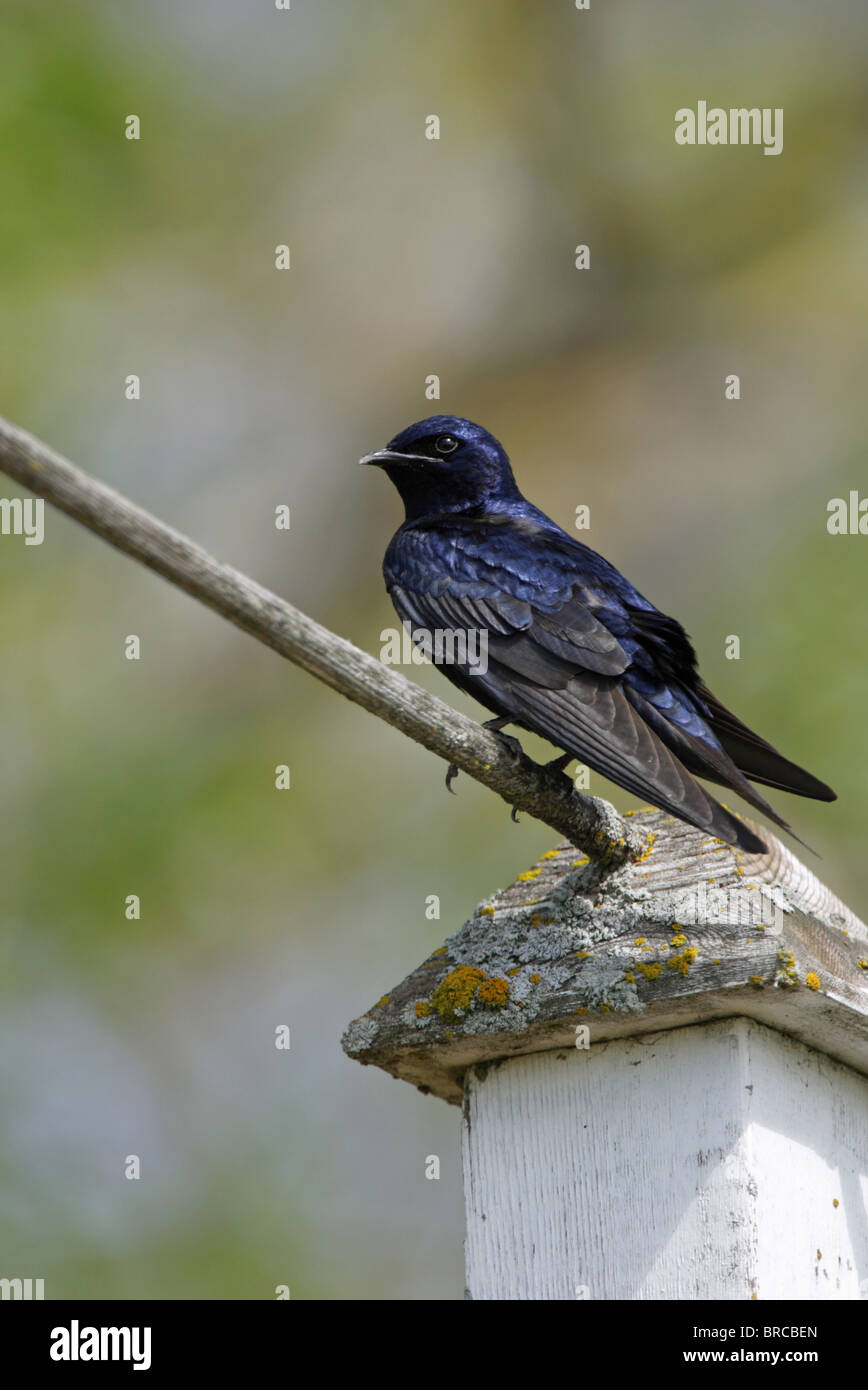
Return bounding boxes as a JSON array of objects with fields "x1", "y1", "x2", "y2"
[{"x1": 385, "y1": 517, "x2": 770, "y2": 852}]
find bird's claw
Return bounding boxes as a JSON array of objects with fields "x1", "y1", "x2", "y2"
[
  {"x1": 483, "y1": 719, "x2": 523, "y2": 763},
  {"x1": 544, "y1": 752, "x2": 572, "y2": 776},
  {"x1": 445, "y1": 762, "x2": 459, "y2": 794},
  {"x1": 497, "y1": 732, "x2": 524, "y2": 762},
  {"x1": 481, "y1": 718, "x2": 524, "y2": 817}
]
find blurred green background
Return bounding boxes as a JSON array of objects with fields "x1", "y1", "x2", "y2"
[{"x1": 1, "y1": 0, "x2": 866, "y2": 1300}]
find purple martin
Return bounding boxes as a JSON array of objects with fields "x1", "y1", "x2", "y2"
[{"x1": 362, "y1": 415, "x2": 835, "y2": 854}]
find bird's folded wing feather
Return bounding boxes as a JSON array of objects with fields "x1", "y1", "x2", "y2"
[{"x1": 385, "y1": 519, "x2": 770, "y2": 850}]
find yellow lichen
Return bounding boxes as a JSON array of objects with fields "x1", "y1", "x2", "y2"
[
  {"x1": 477, "y1": 906, "x2": 494, "y2": 918},
  {"x1": 506, "y1": 966, "x2": 521, "y2": 977},
  {"x1": 635, "y1": 832, "x2": 658, "y2": 863},
  {"x1": 858, "y1": 960, "x2": 868, "y2": 971},
  {"x1": 624, "y1": 971, "x2": 635, "y2": 983},
  {"x1": 637, "y1": 961, "x2": 663, "y2": 980},
  {"x1": 517, "y1": 868, "x2": 541, "y2": 882},
  {"x1": 670, "y1": 932, "x2": 687, "y2": 947},
  {"x1": 414, "y1": 1000, "x2": 431, "y2": 1018},
  {"x1": 776, "y1": 950, "x2": 800, "y2": 984},
  {"x1": 374, "y1": 995, "x2": 389, "y2": 1008},
  {"x1": 429, "y1": 966, "x2": 486, "y2": 1022},
  {"x1": 634, "y1": 936, "x2": 647, "y2": 946},
  {"x1": 575, "y1": 950, "x2": 590, "y2": 959},
  {"x1": 667, "y1": 948, "x2": 699, "y2": 977},
  {"x1": 805, "y1": 972, "x2": 821, "y2": 991},
  {"x1": 529, "y1": 973, "x2": 541, "y2": 985},
  {"x1": 750, "y1": 975, "x2": 764, "y2": 986},
  {"x1": 477, "y1": 976, "x2": 510, "y2": 1008},
  {"x1": 428, "y1": 964, "x2": 511, "y2": 1020}
]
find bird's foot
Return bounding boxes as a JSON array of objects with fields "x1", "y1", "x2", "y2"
[
  {"x1": 483, "y1": 717, "x2": 524, "y2": 763},
  {"x1": 446, "y1": 719, "x2": 524, "y2": 814},
  {"x1": 496, "y1": 732, "x2": 524, "y2": 761},
  {"x1": 447, "y1": 718, "x2": 518, "y2": 794},
  {"x1": 481, "y1": 717, "x2": 525, "y2": 820},
  {"x1": 544, "y1": 752, "x2": 572, "y2": 776}
]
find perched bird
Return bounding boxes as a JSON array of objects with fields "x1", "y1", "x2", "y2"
[{"x1": 362, "y1": 415, "x2": 835, "y2": 854}]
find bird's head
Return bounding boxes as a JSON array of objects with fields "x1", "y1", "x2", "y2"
[{"x1": 361, "y1": 415, "x2": 521, "y2": 520}]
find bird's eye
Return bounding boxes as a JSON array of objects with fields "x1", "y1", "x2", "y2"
[{"x1": 435, "y1": 434, "x2": 460, "y2": 455}]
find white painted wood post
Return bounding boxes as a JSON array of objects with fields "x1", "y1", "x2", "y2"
[
  {"x1": 343, "y1": 809, "x2": 868, "y2": 1301},
  {"x1": 462, "y1": 1018, "x2": 868, "y2": 1299}
]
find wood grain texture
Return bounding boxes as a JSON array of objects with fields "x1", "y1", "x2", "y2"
[
  {"x1": 344, "y1": 809, "x2": 868, "y2": 1104},
  {"x1": 462, "y1": 1018, "x2": 868, "y2": 1300}
]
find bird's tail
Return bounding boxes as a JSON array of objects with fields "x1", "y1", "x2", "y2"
[
  {"x1": 623, "y1": 685, "x2": 818, "y2": 854},
  {"x1": 694, "y1": 681, "x2": 836, "y2": 802}
]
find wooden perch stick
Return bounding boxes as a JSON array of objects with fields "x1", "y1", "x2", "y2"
[{"x1": 0, "y1": 412, "x2": 648, "y2": 867}]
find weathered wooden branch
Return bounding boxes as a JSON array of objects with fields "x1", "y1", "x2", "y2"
[{"x1": 0, "y1": 412, "x2": 647, "y2": 867}]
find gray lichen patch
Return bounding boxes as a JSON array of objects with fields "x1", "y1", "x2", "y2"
[
  {"x1": 342, "y1": 1015, "x2": 381, "y2": 1055},
  {"x1": 342, "y1": 806, "x2": 868, "y2": 1104}
]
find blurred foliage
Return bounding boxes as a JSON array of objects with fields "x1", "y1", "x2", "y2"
[{"x1": 0, "y1": 0, "x2": 866, "y2": 1299}]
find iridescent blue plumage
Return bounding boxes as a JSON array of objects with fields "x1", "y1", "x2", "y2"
[{"x1": 363, "y1": 416, "x2": 835, "y2": 852}]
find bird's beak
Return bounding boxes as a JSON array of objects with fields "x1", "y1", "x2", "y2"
[{"x1": 359, "y1": 448, "x2": 435, "y2": 468}]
